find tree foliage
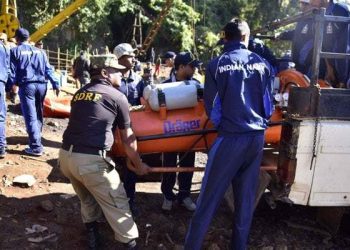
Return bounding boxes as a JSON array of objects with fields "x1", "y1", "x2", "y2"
[{"x1": 16, "y1": 0, "x2": 301, "y2": 58}]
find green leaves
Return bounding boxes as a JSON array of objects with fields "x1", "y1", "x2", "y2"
[{"x1": 17, "y1": 0, "x2": 299, "y2": 60}]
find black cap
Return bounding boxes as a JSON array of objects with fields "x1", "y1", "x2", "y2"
[
  {"x1": 163, "y1": 51, "x2": 176, "y2": 59},
  {"x1": 15, "y1": 28, "x2": 30, "y2": 41},
  {"x1": 174, "y1": 52, "x2": 201, "y2": 68}
]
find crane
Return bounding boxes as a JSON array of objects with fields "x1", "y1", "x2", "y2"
[
  {"x1": 30, "y1": 0, "x2": 87, "y2": 43},
  {"x1": 0, "y1": 0, "x2": 87, "y2": 42},
  {"x1": 0, "y1": 0, "x2": 19, "y2": 38}
]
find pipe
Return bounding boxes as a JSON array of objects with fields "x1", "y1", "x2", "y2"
[{"x1": 147, "y1": 165, "x2": 277, "y2": 173}]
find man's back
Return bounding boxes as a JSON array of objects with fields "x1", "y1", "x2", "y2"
[
  {"x1": 205, "y1": 41, "x2": 274, "y2": 135},
  {"x1": 10, "y1": 43, "x2": 47, "y2": 84},
  {"x1": 63, "y1": 79, "x2": 129, "y2": 150}
]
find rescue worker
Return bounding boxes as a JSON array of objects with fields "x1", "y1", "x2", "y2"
[
  {"x1": 1, "y1": 32, "x2": 18, "y2": 104},
  {"x1": 0, "y1": 32, "x2": 9, "y2": 158},
  {"x1": 279, "y1": 0, "x2": 316, "y2": 75},
  {"x1": 161, "y1": 52, "x2": 201, "y2": 212},
  {"x1": 59, "y1": 54, "x2": 150, "y2": 250},
  {"x1": 113, "y1": 42, "x2": 153, "y2": 217},
  {"x1": 73, "y1": 50, "x2": 90, "y2": 88},
  {"x1": 9, "y1": 28, "x2": 60, "y2": 156},
  {"x1": 280, "y1": 0, "x2": 350, "y2": 87},
  {"x1": 317, "y1": 0, "x2": 350, "y2": 88},
  {"x1": 184, "y1": 19, "x2": 274, "y2": 250},
  {"x1": 113, "y1": 43, "x2": 144, "y2": 106}
]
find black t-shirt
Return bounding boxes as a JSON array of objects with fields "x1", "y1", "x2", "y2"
[{"x1": 63, "y1": 79, "x2": 131, "y2": 150}]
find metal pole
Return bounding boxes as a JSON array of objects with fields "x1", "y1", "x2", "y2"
[{"x1": 310, "y1": 8, "x2": 326, "y2": 87}]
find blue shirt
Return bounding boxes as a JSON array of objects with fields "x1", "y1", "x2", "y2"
[
  {"x1": 280, "y1": 3, "x2": 350, "y2": 84},
  {"x1": 204, "y1": 41, "x2": 274, "y2": 136},
  {"x1": 324, "y1": 2, "x2": 350, "y2": 84},
  {"x1": 0, "y1": 42, "x2": 9, "y2": 83},
  {"x1": 9, "y1": 42, "x2": 59, "y2": 89},
  {"x1": 118, "y1": 70, "x2": 144, "y2": 106}
]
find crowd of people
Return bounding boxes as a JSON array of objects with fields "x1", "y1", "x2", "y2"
[{"x1": 0, "y1": 0, "x2": 349, "y2": 249}]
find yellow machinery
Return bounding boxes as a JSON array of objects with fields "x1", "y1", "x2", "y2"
[
  {"x1": 0, "y1": 0, "x2": 87, "y2": 41},
  {"x1": 0, "y1": 0, "x2": 19, "y2": 37},
  {"x1": 30, "y1": 0, "x2": 87, "y2": 42}
]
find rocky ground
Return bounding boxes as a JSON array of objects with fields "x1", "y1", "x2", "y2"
[{"x1": 0, "y1": 90, "x2": 350, "y2": 250}]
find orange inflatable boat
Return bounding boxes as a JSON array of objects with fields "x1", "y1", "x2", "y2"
[
  {"x1": 43, "y1": 96, "x2": 72, "y2": 118},
  {"x1": 43, "y1": 71, "x2": 330, "y2": 156}
]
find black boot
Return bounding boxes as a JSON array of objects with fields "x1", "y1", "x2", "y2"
[
  {"x1": 122, "y1": 239, "x2": 138, "y2": 249},
  {"x1": 85, "y1": 221, "x2": 101, "y2": 250}
]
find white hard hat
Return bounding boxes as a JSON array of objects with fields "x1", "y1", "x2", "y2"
[{"x1": 113, "y1": 43, "x2": 136, "y2": 59}]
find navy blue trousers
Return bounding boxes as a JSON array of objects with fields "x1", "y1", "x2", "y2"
[
  {"x1": 124, "y1": 153, "x2": 162, "y2": 207},
  {"x1": 161, "y1": 152, "x2": 195, "y2": 202},
  {"x1": 19, "y1": 82, "x2": 47, "y2": 153},
  {"x1": 0, "y1": 82, "x2": 6, "y2": 153},
  {"x1": 184, "y1": 133, "x2": 264, "y2": 250}
]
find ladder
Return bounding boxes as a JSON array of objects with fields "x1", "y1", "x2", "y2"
[
  {"x1": 132, "y1": 10, "x2": 143, "y2": 48},
  {"x1": 140, "y1": 0, "x2": 173, "y2": 53}
]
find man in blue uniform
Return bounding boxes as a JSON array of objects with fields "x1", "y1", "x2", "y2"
[
  {"x1": 279, "y1": 0, "x2": 317, "y2": 76},
  {"x1": 113, "y1": 43, "x2": 144, "y2": 106},
  {"x1": 319, "y1": 0, "x2": 350, "y2": 88},
  {"x1": 113, "y1": 42, "x2": 157, "y2": 217},
  {"x1": 59, "y1": 54, "x2": 150, "y2": 250},
  {"x1": 184, "y1": 19, "x2": 274, "y2": 250},
  {"x1": 161, "y1": 52, "x2": 201, "y2": 212},
  {"x1": 0, "y1": 34, "x2": 9, "y2": 158},
  {"x1": 9, "y1": 28, "x2": 60, "y2": 156},
  {"x1": 280, "y1": 0, "x2": 350, "y2": 87}
]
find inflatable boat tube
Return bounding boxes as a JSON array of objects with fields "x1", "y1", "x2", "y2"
[{"x1": 43, "y1": 96, "x2": 72, "y2": 118}]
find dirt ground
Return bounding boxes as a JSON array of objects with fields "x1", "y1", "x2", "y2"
[{"x1": 0, "y1": 89, "x2": 350, "y2": 250}]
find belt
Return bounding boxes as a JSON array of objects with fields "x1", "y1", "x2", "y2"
[{"x1": 61, "y1": 143, "x2": 105, "y2": 156}]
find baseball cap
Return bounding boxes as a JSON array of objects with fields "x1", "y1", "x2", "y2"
[
  {"x1": 163, "y1": 51, "x2": 176, "y2": 59},
  {"x1": 174, "y1": 52, "x2": 202, "y2": 68},
  {"x1": 113, "y1": 43, "x2": 136, "y2": 59},
  {"x1": 15, "y1": 28, "x2": 30, "y2": 41},
  {"x1": 90, "y1": 54, "x2": 126, "y2": 70}
]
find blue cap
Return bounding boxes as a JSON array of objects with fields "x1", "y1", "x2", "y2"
[
  {"x1": 163, "y1": 51, "x2": 176, "y2": 59},
  {"x1": 174, "y1": 52, "x2": 202, "y2": 68},
  {"x1": 15, "y1": 28, "x2": 30, "y2": 41}
]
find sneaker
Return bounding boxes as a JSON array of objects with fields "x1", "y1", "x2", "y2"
[
  {"x1": 162, "y1": 197, "x2": 173, "y2": 211},
  {"x1": 181, "y1": 197, "x2": 196, "y2": 211},
  {"x1": 24, "y1": 147, "x2": 43, "y2": 157}
]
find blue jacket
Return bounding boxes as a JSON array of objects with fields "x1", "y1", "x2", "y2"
[
  {"x1": 204, "y1": 41, "x2": 274, "y2": 136},
  {"x1": 9, "y1": 42, "x2": 59, "y2": 89},
  {"x1": 279, "y1": 18, "x2": 327, "y2": 77},
  {"x1": 324, "y1": 2, "x2": 350, "y2": 84},
  {"x1": 0, "y1": 42, "x2": 9, "y2": 84},
  {"x1": 118, "y1": 70, "x2": 144, "y2": 106},
  {"x1": 280, "y1": 3, "x2": 350, "y2": 84}
]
